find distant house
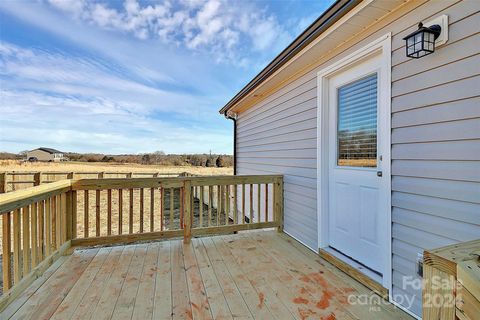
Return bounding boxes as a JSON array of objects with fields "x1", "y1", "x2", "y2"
[
  {"x1": 26, "y1": 147, "x2": 65, "y2": 162},
  {"x1": 220, "y1": 1, "x2": 480, "y2": 318}
]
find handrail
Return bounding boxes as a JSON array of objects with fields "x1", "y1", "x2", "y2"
[
  {"x1": 0, "y1": 174, "x2": 284, "y2": 306},
  {"x1": 70, "y1": 175, "x2": 282, "y2": 190},
  {"x1": 0, "y1": 180, "x2": 72, "y2": 213}
]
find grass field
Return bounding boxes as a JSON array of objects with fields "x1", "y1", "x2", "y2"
[{"x1": 0, "y1": 160, "x2": 233, "y2": 176}]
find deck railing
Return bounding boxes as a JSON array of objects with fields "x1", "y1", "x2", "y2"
[
  {"x1": 0, "y1": 174, "x2": 283, "y2": 307},
  {"x1": 0, "y1": 171, "x2": 181, "y2": 192}
]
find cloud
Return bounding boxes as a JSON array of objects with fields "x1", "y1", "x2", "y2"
[
  {"x1": 0, "y1": 42, "x2": 213, "y2": 117},
  {"x1": 0, "y1": 86, "x2": 231, "y2": 154},
  {"x1": 0, "y1": 41, "x2": 232, "y2": 153},
  {"x1": 46, "y1": 0, "x2": 291, "y2": 64}
]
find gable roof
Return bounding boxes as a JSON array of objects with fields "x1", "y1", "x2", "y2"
[
  {"x1": 35, "y1": 147, "x2": 62, "y2": 154},
  {"x1": 219, "y1": 0, "x2": 360, "y2": 115}
]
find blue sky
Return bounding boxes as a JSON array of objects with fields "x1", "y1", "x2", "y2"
[{"x1": 0, "y1": 0, "x2": 334, "y2": 155}]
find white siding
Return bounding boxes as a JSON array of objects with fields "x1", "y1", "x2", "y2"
[
  {"x1": 389, "y1": 2, "x2": 480, "y2": 315},
  {"x1": 236, "y1": 73, "x2": 318, "y2": 250},
  {"x1": 235, "y1": 0, "x2": 480, "y2": 316}
]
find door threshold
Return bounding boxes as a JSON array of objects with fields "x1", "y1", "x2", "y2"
[{"x1": 319, "y1": 247, "x2": 388, "y2": 299}]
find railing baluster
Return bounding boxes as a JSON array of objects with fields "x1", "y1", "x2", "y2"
[
  {"x1": 51, "y1": 196, "x2": 57, "y2": 248},
  {"x1": 31, "y1": 202, "x2": 38, "y2": 268},
  {"x1": 241, "y1": 184, "x2": 245, "y2": 224},
  {"x1": 249, "y1": 184, "x2": 253, "y2": 223},
  {"x1": 252, "y1": 183, "x2": 260, "y2": 222},
  {"x1": 265, "y1": 184, "x2": 269, "y2": 222},
  {"x1": 13, "y1": 208, "x2": 21, "y2": 284},
  {"x1": 216, "y1": 185, "x2": 221, "y2": 226},
  {"x1": 107, "y1": 189, "x2": 112, "y2": 236},
  {"x1": 22, "y1": 205, "x2": 30, "y2": 275},
  {"x1": 45, "y1": 198, "x2": 51, "y2": 256},
  {"x1": 96, "y1": 190, "x2": 101, "y2": 237},
  {"x1": 160, "y1": 187, "x2": 163, "y2": 231},
  {"x1": 225, "y1": 185, "x2": 230, "y2": 225},
  {"x1": 129, "y1": 188, "x2": 134, "y2": 234},
  {"x1": 2, "y1": 211, "x2": 12, "y2": 291},
  {"x1": 208, "y1": 186, "x2": 212, "y2": 227},
  {"x1": 233, "y1": 185, "x2": 238, "y2": 224},
  {"x1": 150, "y1": 187, "x2": 154, "y2": 232},
  {"x1": 56, "y1": 196, "x2": 62, "y2": 248},
  {"x1": 169, "y1": 188, "x2": 174, "y2": 229},
  {"x1": 63, "y1": 193, "x2": 68, "y2": 243},
  {"x1": 118, "y1": 189, "x2": 123, "y2": 235},
  {"x1": 72, "y1": 191, "x2": 77, "y2": 239},
  {"x1": 38, "y1": 200, "x2": 44, "y2": 262},
  {"x1": 180, "y1": 188, "x2": 184, "y2": 229},
  {"x1": 140, "y1": 188, "x2": 144, "y2": 233},
  {"x1": 84, "y1": 191, "x2": 89, "y2": 238},
  {"x1": 199, "y1": 186, "x2": 204, "y2": 228}
]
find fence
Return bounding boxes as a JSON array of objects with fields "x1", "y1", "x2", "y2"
[{"x1": 0, "y1": 171, "x2": 181, "y2": 193}]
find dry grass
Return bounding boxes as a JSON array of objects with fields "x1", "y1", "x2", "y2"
[
  {"x1": 337, "y1": 159, "x2": 377, "y2": 167},
  {"x1": 0, "y1": 160, "x2": 233, "y2": 176}
]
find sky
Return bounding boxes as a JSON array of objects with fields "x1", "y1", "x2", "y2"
[{"x1": 0, "y1": 0, "x2": 334, "y2": 155}]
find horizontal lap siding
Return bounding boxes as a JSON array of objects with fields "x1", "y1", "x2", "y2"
[
  {"x1": 235, "y1": 0, "x2": 479, "y2": 317},
  {"x1": 236, "y1": 73, "x2": 318, "y2": 250},
  {"x1": 389, "y1": 1, "x2": 480, "y2": 316}
]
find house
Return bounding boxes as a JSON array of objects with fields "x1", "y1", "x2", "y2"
[
  {"x1": 26, "y1": 147, "x2": 64, "y2": 162},
  {"x1": 220, "y1": 0, "x2": 480, "y2": 318}
]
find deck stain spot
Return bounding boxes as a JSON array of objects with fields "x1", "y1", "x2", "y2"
[
  {"x1": 186, "y1": 309, "x2": 193, "y2": 320},
  {"x1": 258, "y1": 292, "x2": 265, "y2": 308},
  {"x1": 293, "y1": 297, "x2": 309, "y2": 305},
  {"x1": 298, "y1": 308, "x2": 316, "y2": 320},
  {"x1": 322, "y1": 313, "x2": 336, "y2": 320},
  {"x1": 316, "y1": 290, "x2": 333, "y2": 310}
]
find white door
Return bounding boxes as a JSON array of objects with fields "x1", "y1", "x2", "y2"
[{"x1": 328, "y1": 55, "x2": 386, "y2": 273}]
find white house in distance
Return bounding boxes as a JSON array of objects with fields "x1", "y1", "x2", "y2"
[
  {"x1": 220, "y1": 0, "x2": 480, "y2": 318},
  {"x1": 26, "y1": 147, "x2": 65, "y2": 162}
]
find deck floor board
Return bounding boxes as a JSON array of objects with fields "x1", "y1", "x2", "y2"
[{"x1": 4, "y1": 231, "x2": 413, "y2": 320}]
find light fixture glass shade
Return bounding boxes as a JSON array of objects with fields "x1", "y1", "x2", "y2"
[{"x1": 403, "y1": 23, "x2": 441, "y2": 59}]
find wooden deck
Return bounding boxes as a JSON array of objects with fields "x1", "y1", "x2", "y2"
[{"x1": 2, "y1": 231, "x2": 412, "y2": 320}]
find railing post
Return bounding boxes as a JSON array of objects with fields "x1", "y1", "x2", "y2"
[
  {"x1": 0, "y1": 172, "x2": 6, "y2": 193},
  {"x1": 274, "y1": 177, "x2": 284, "y2": 232},
  {"x1": 33, "y1": 172, "x2": 41, "y2": 186},
  {"x1": 183, "y1": 179, "x2": 192, "y2": 244}
]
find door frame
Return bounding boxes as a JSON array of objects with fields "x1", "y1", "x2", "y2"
[{"x1": 316, "y1": 33, "x2": 392, "y2": 292}]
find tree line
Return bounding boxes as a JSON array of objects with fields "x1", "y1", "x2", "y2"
[{"x1": 0, "y1": 151, "x2": 233, "y2": 168}]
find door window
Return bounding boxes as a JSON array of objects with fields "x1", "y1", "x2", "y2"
[{"x1": 337, "y1": 73, "x2": 378, "y2": 167}]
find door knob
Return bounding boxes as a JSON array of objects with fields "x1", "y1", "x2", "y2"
[{"x1": 377, "y1": 171, "x2": 383, "y2": 177}]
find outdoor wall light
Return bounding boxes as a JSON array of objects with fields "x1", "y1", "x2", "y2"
[{"x1": 403, "y1": 22, "x2": 442, "y2": 58}]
